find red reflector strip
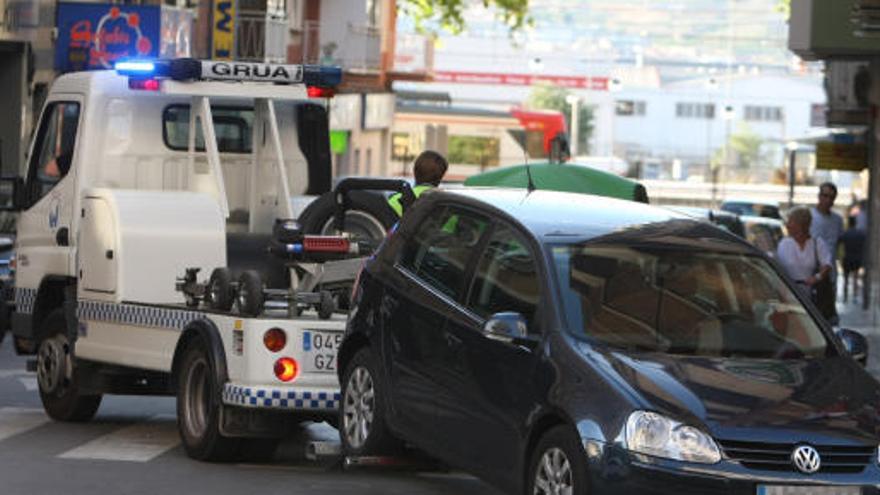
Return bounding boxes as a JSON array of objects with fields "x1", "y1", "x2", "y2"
[
  {"x1": 128, "y1": 79, "x2": 160, "y2": 91},
  {"x1": 303, "y1": 236, "x2": 350, "y2": 253},
  {"x1": 307, "y1": 86, "x2": 335, "y2": 98}
]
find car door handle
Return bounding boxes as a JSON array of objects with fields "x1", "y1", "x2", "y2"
[{"x1": 445, "y1": 333, "x2": 463, "y2": 348}]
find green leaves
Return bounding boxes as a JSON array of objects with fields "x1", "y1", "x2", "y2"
[{"x1": 399, "y1": 0, "x2": 531, "y2": 34}]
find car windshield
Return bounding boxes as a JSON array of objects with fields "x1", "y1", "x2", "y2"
[{"x1": 552, "y1": 244, "x2": 830, "y2": 359}]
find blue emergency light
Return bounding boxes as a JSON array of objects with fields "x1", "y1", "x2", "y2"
[{"x1": 115, "y1": 61, "x2": 155, "y2": 73}]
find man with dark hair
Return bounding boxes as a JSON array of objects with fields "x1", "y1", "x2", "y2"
[{"x1": 388, "y1": 150, "x2": 448, "y2": 216}]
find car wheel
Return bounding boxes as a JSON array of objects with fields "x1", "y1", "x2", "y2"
[
  {"x1": 339, "y1": 348, "x2": 401, "y2": 456},
  {"x1": 236, "y1": 270, "x2": 264, "y2": 317},
  {"x1": 298, "y1": 190, "x2": 397, "y2": 252},
  {"x1": 207, "y1": 268, "x2": 234, "y2": 311},
  {"x1": 37, "y1": 309, "x2": 102, "y2": 422},
  {"x1": 528, "y1": 426, "x2": 590, "y2": 495},
  {"x1": 176, "y1": 341, "x2": 239, "y2": 461}
]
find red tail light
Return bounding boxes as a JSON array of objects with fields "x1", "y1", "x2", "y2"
[
  {"x1": 274, "y1": 357, "x2": 299, "y2": 382},
  {"x1": 128, "y1": 78, "x2": 160, "y2": 91},
  {"x1": 263, "y1": 328, "x2": 287, "y2": 352},
  {"x1": 303, "y1": 236, "x2": 350, "y2": 253},
  {"x1": 307, "y1": 86, "x2": 335, "y2": 98}
]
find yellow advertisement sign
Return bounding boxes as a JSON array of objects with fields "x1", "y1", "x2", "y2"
[
  {"x1": 212, "y1": 0, "x2": 235, "y2": 60},
  {"x1": 816, "y1": 142, "x2": 868, "y2": 172}
]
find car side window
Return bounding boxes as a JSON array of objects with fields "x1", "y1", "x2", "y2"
[
  {"x1": 399, "y1": 206, "x2": 489, "y2": 300},
  {"x1": 27, "y1": 102, "x2": 80, "y2": 205},
  {"x1": 467, "y1": 224, "x2": 541, "y2": 333}
]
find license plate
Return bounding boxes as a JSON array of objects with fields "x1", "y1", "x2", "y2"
[
  {"x1": 757, "y1": 486, "x2": 861, "y2": 495},
  {"x1": 302, "y1": 330, "x2": 343, "y2": 373}
]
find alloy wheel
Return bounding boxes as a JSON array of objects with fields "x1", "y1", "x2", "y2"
[
  {"x1": 533, "y1": 447, "x2": 574, "y2": 495},
  {"x1": 343, "y1": 366, "x2": 375, "y2": 449}
]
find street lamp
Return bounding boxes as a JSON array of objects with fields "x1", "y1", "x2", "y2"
[{"x1": 786, "y1": 141, "x2": 799, "y2": 208}]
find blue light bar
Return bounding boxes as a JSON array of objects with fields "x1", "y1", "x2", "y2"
[
  {"x1": 115, "y1": 60, "x2": 155, "y2": 75},
  {"x1": 303, "y1": 66, "x2": 343, "y2": 87}
]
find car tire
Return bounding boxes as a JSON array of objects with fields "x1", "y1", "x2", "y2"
[
  {"x1": 236, "y1": 270, "x2": 264, "y2": 317},
  {"x1": 37, "y1": 309, "x2": 102, "y2": 422},
  {"x1": 339, "y1": 348, "x2": 401, "y2": 456},
  {"x1": 298, "y1": 190, "x2": 397, "y2": 249},
  {"x1": 527, "y1": 425, "x2": 590, "y2": 495},
  {"x1": 176, "y1": 340, "x2": 239, "y2": 461},
  {"x1": 207, "y1": 268, "x2": 234, "y2": 311}
]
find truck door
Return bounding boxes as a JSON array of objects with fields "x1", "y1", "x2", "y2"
[{"x1": 16, "y1": 99, "x2": 83, "y2": 288}]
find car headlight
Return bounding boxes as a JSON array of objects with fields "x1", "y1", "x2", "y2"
[{"x1": 625, "y1": 411, "x2": 721, "y2": 464}]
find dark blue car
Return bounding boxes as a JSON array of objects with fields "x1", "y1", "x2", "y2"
[{"x1": 338, "y1": 188, "x2": 878, "y2": 495}]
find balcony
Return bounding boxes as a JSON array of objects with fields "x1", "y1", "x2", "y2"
[
  {"x1": 301, "y1": 20, "x2": 381, "y2": 73},
  {"x1": 391, "y1": 32, "x2": 434, "y2": 80},
  {"x1": 237, "y1": 9, "x2": 288, "y2": 63}
]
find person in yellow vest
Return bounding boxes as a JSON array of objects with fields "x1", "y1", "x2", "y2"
[{"x1": 387, "y1": 150, "x2": 448, "y2": 217}]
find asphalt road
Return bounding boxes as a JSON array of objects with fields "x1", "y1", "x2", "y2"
[{"x1": 0, "y1": 340, "x2": 503, "y2": 495}]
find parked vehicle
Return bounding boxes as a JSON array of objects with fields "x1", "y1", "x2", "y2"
[
  {"x1": 341, "y1": 187, "x2": 875, "y2": 495},
  {"x1": 662, "y1": 205, "x2": 746, "y2": 237},
  {"x1": 741, "y1": 215, "x2": 786, "y2": 256}
]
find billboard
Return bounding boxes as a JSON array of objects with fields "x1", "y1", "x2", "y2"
[
  {"x1": 212, "y1": 0, "x2": 236, "y2": 60},
  {"x1": 55, "y1": 3, "x2": 160, "y2": 72}
]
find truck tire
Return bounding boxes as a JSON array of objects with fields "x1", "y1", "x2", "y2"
[
  {"x1": 207, "y1": 268, "x2": 234, "y2": 312},
  {"x1": 236, "y1": 270, "x2": 263, "y2": 317},
  {"x1": 298, "y1": 190, "x2": 397, "y2": 251},
  {"x1": 36, "y1": 309, "x2": 102, "y2": 422},
  {"x1": 176, "y1": 340, "x2": 239, "y2": 461},
  {"x1": 339, "y1": 348, "x2": 401, "y2": 456}
]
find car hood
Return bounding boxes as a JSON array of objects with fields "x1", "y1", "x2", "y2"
[{"x1": 583, "y1": 345, "x2": 880, "y2": 444}]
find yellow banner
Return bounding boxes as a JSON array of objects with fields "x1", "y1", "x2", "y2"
[
  {"x1": 816, "y1": 142, "x2": 868, "y2": 171},
  {"x1": 212, "y1": 0, "x2": 235, "y2": 60}
]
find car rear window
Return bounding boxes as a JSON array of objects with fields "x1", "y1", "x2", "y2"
[{"x1": 553, "y1": 244, "x2": 830, "y2": 359}]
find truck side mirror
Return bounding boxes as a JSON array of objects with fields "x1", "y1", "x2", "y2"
[{"x1": 0, "y1": 177, "x2": 24, "y2": 212}]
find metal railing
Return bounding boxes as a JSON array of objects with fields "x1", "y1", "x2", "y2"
[{"x1": 237, "y1": 9, "x2": 288, "y2": 63}]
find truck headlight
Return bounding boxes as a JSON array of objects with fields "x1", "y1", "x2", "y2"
[{"x1": 625, "y1": 411, "x2": 721, "y2": 464}]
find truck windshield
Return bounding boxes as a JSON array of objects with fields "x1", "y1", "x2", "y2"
[
  {"x1": 163, "y1": 105, "x2": 253, "y2": 153},
  {"x1": 552, "y1": 244, "x2": 830, "y2": 359}
]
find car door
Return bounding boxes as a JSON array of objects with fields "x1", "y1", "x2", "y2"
[
  {"x1": 382, "y1": 205, "x2": 490, "y2": 442},
  {"x1": 16, "y1": 99, "x2": 83, "y2": 294},
  {"x1": 433, "y1": 222, "x2": 544, "y2": 482}
]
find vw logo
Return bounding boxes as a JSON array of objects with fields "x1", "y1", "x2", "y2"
[{"x1": 791, "y1": 445, "x2": 821, "y2": 474}]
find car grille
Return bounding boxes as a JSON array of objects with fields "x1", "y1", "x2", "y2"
[{"x1": 718, "y1": 440, "x2": 875, "y2": 474}]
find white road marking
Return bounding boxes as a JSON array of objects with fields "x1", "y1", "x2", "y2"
[
  {"x1": 58, "y1": 415, "x2": 180, "y2": 462},
  {"x1": 0, "y1": 407, "x2": 49, "y2": 442},
  {"x1": 0, "y1": 369, "x2": 32, "y2": 379},
  {"x1": 17, "y1": 377, "x2": 37, "y2": 391}
]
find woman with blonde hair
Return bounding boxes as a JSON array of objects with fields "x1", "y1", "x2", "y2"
[{"x1": 776, "y1": 206, "x2": 834, "y2": 319}]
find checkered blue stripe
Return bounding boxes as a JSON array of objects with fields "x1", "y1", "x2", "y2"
[
  {"x1": 223, "y1": 384, "x2": 341, "y2": 411},
  {"x1": 77, "y1": 300, "x2": 207, "y2": 330},
  {"x1": 15, "y1": 288, "x2": 37, "y2": 314}
]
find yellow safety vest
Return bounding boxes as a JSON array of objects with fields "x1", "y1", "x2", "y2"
[{"x1": 387, "y1": 184, "x2": 434, "y2": 217}]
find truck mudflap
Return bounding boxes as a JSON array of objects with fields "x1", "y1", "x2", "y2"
[{"x1": 222, "y1": 383, "x2": 340, "y2": 411}]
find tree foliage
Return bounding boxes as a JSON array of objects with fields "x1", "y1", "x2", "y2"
[
  {"x1": 399, "y1": 0, "x2": 532, "y2": 34},
  {"x1": 527, "y1": 85, "x2": 595, "y2": 154}
]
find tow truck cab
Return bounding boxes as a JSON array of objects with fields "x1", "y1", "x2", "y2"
[{"x1": 3, "y1": 59, "x2": 352, "y2": 461}]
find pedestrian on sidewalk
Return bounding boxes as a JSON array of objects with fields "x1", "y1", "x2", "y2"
[
  {"x1": 840, "y1": 215, "x2": 866, "y2": 303},
  {"x1": 777, "y1": 206, "x2": 836, "y2": 322},
  {"x1": 810, "y1": 182, "x2": 843, "y2": 321}
]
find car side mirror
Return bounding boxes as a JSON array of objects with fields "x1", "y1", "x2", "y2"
[
  {"x1": 0, "y1": 176, "x2": 24, "y2": 212},
  {"x1": 483, "y1": 312, "x2": 528, "y2": 343},
  {"x1": 836, "y1": 328, "x2": 868, "y2": 367}
]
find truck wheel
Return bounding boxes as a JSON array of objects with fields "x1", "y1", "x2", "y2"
[
  {"x1": 236, "y1": 270, "x2": 264, "y2": 317},
  {"x1": 176, "y1": 340, "x2": 239, "y2": 461},
  {"x1": 527, "y1": 426, "x2": 590, "y2": 495},
  {"x1": 207, "y1": 268, "x2": 234, "y2": 311},
  {"x1": 37, "y1": 309, "x2": 102, "y2": 422},
  {"x1": 340, "y1": 348, "x2": 401, "y2": 456},
  {"x1": 317, "y1": 290, "x2": 335, "y2": 320}
]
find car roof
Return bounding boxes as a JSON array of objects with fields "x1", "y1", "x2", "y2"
[{"x1": 419, "y1": 187, "x2": 754, "y2": 251}]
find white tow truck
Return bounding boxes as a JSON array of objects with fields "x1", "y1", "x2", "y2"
[{"x1": 2, "y1": 58, "x2": 411, "y2": 461}]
